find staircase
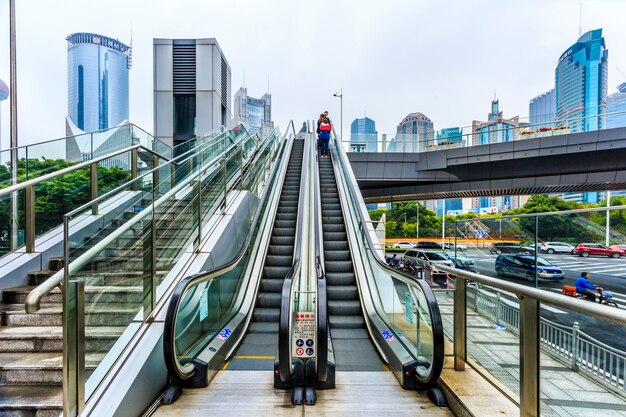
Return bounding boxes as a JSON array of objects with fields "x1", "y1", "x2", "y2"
[
  {"x1": 229, "y1": 139, "x2": 304, "y2": 369},
  {"x1": 318, "y1": 156, "x2": 382, "y2": 371}
]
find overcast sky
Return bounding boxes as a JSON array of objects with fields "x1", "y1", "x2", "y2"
[{"x1": 1, "y1": 0, "x2": 626, "y2": 148}]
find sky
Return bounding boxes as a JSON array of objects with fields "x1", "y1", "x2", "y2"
[{"x1": 0, "y1": 0, "x2": 626, "y2": 148}]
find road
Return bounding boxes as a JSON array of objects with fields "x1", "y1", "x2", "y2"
[{"x1": 386, "y1": 248, "x2": 626, "y2": 353}]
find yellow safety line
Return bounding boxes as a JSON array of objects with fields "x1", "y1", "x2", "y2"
[
  {"x1": 232, "y1": 355, "x2": 276, "y2": 359},
  {"x1": 221, "y1": 358, "x2": 232, "y2": 370},
  {"x1": 382, "y1": 363, "x2": 390, "y2": 371}
]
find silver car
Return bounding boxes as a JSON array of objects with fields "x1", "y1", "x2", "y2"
[
  {"x1": 540, "y1": 242, "x2": 575, "y2": 254},
  {"x1": 404, "y1": 249, "x2": 455, "y2": 272}
]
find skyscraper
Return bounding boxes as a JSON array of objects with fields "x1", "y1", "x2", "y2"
[
  {"x1": 233, "y1": 87, "x2": 273, "y2": 136},
  {"x1": 154, "y1": 38, "x2": 232, "y2": 148},
  {"x1": 0, "y1": 79, "x2": 8, "y2": 152},
  {"x1": 436, "y1": 127, "x2": 463, "y2": 146},
  {"x1": 66, "y1": 33, "x2": 131, "y2": 133},
  {"x1": 472, "y1": 99, "x2": 519, "y2": 146},
  {"x1": 607, "y1": 82, "x2": 626, "y2": 128},
  {"x1": 395, "y1": 113, "x2": 434, "y2": 152},
  {"x1": 529, "y1": 88, "x2": 555, "y2": 129},
  {"x1": 350, "y1": 117, "x2": 377, "y2": 152},
  {"x1": 555, "y1": 29, "x2": 608, "y2": 132}
]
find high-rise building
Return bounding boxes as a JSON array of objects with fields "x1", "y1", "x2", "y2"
[
  {"x1": 0, "y1": 79, "x2": 8, "y2": 152},
  {"x1": 233, "y1": 87, "x2": 273, "y2": 136},
  {"x1": 350, "y1": 117, "x2": 378, "y2": 152},
  {"x1": 471, "y1": 195, "x2": 526, "y2": 213},
  {"x1": 395, "y1": 113, "x2": 434, "y2": 152},
  {"x1": 436, "y1": 127, "x2": 463, "y2": 146},
  {"x1": 66, "y1": 33, "x2": 131, "y2": 133},
  {"x1": 555, "y1": 29, "x2": 608, "y2": 133},
  {"x1": 607, "y1": 82, "x2": 626, "y2": 128},
  {"x1": 472, "y1": 99, "x2": 519, "y2": 146},
  {"x1": 154, "y1": 38, "x2": 232, "y2": 148},
  {"x1": 529, "y1": 88, "x2": 555, "y2": 129}
]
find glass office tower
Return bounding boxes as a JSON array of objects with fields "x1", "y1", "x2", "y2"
[
  {"x1": 350, "y1": 117, "x2": 378, "y2": 152},
  {"x1": 607, "y1": 82, "x2": 626, "y2": 128},
  {"x1": 395, "y1": 113, "x2": 434, "y2": 152},
  {"x1": 555, "y1": 29, "x2": 608, "y2": 133},
  {"x1": 529, "y1": 89, "x2": 555, "y2": 129},
  {"x1": 233, "y1": 87, "x2": 273, "y2": 136},
  {"x1": 472, "y1": 100, "x2": 519, "y2": 145},
  {"x1": 67, "y1": 33, "x2": 131, "y2": 132}
]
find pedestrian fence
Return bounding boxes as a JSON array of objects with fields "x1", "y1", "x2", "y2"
[{"x1": 468, "y1": 286, "x2": 626, "y2": 393}]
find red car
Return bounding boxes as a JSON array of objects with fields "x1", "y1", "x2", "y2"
[{"x1": 573, "y1": 243, "x2": 626, "y2": 258}]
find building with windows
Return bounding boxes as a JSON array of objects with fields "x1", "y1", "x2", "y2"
[
  {"x1": 153, "y1": 38, "x2": 232, "y2": 149},
  {"x1": 607, "y1": 82, "x2": 626, "y2": 128},
  {"x1": 395, "y1": 113, "x2": 434, "y2": 152},
  {"x1": 66, "y1": 33, "x2": 131, "y2": 134},
  {"x1": 436, "y1": 127, "x2": 463, "y2": 146},
  {"x1": 233, "y1": 87, "x2": 273, "y2": 137},
  {"x1": 0, "y1": 79, "x2": 8, "y2": 152},
  {"x1": 471, "y1": 195, "x2": 527, "y2": 213},
  {"x1": 555, "y1": 29, "x2": 608, "y2": 133},
  {"x1": 350, "y1": 117, "x2": 378, "y2": 152},
  {"x1": 529, "y1": 88, "x2": 555, "y2": 129},
  {"x1": 472, "y1": 99, "x2": 519, "y2": 146}
]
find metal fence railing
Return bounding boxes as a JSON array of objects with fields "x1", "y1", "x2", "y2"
[{"x1": 470, "y1": 287, "x2": 625, "y2": 393}]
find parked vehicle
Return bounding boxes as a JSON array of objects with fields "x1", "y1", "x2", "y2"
[
  {"x1": 443, "y1": 242, "x2": 467, "y2": 251},
  {"x1": 393, "y1": 241, "x2": 414, "y2": 249},
  {"x1": 414, "y1": 241, "x2": 443, "y2": 250},
  {"x1": 573, "y1": 243, "x2": 626, "y2": 258},
  {"x1": 443, "y1": 250, "x2": 476, "y2": 272},
  {"x1": 609, "y1": 244, "x2": 626, "y2": 252},
  {"x1": 540, "y1": 242, "x2": 575, "y2": 254},
  {"x1": 404, "y1": 249, "x2": 450, "y2": 288},
  {"x1": 495, "y1": 254, "x2": 564, "y2": 281},
  {"x1": 489, "y1": 242, "x2": 534, "y2": 254}
]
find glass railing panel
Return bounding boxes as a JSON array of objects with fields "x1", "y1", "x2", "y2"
[
  {"x1": 539, "y1": 304, "x2": 626, "y2": 415},
  {"x1": 466, "y1": 282, "x2": 521, "y2": 401},
  {"x1": 0, "y1": 191, "x2": 25, "y2": 256},
  {"x1": 65, "y1": 178, "x2": 154, "y2": 400}
]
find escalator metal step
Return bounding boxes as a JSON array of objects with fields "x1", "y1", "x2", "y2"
[
  {"x1": 328, "y1": 300, "x2": 362, "y2": 315},
  {"x1": 253, "y1": 307, "x2": 280, "y2": 322},
  {"x1": 328, "y1": 315, "x2": 365, "y2": 329},
  {"x1": 327, "y1": 285, "x2": 359, "y2": 300},
  {"x1": 255, "y1": 292, "x2": 282, "y2": 308},
  {"x1": 264, "y1": 255, "x2": 293, "y2": 267},
  {"x1": 325, "y1": 272, "x2": 356, "y2": 286},
  {"x1": 259, "y1": 279, "x2": 284, "y2": 292},
  {"x1": 324, "y1": 250, "x2": 351, "y2": 261}
]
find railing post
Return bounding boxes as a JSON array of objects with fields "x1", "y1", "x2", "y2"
[
  {"x1": 131, "y1": 148, "x2": 138, "y2": 191},
  {"x1": 519, "y1": 295, "x2": 540, "y2": 417},
  {"x1": 571, "y1": 322, "x2": 580, "y2": 371},
  {"x1": 193, "y1": 179, "x2": 202, "y2": 248},
  {"x1": 239, "y1": 144, "x2": 244, "y2": 187},
  {"x1": 63, "y1": 279, "x2": 85, "y2": 417},
  {"x1": 90, "y1": 162, "x2": 98, "y2": 215},
  {"x1": 25, "y1": 184, "x2": 35, "y2": 253},
  {"x1": 222, "y1": 157, "x2": 228, "y2": 209},
  {"x1": 454, "y1": 275, "x2": 467, "y2": 371},
  {"x1": 495, "y1": 292, "x2": 501, "y2": 322},
  {"x1": 142, "y1": 212, "x2": 155, "y2": 321},
  {"x1": 152, "y1": 155, "x2": 159, "y2": 195}
]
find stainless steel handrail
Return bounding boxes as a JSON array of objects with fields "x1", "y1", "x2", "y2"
[{"x1": 25, "y1": 127, "x2": 260, "y2": 314}]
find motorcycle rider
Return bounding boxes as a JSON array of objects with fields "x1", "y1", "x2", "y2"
[{"x1": 575, "y1": 272, "x2": 598, "y2": 302}]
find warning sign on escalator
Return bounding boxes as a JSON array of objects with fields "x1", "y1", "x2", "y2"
[{"x1": 292, "y1": 312, "x2": 315, "y2": 358}]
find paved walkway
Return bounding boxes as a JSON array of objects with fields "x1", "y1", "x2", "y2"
[{"x1": 435, "y1": 291, "x2": 626, "y2": 417}]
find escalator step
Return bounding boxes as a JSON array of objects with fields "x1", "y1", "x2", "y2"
[
  {"x1": 321, "y1": 216, "x2": 344, "y2": 225},
  {"x1": 323, "y1": 232, "x2": 347, "y2": 241},
  {"x1": 328, "y1": 300, "x2": 362, "y2": 315},
  {"x1": 259, "y1": 278, "x2": 284, "y2": 292},
  {"x1": 327, "y1": 285, "x2": 358, "y2": 300},
  {"x1": 253, "y1": 307, "x2": 280, "y2": 322},
  {"x1": 270, "y1": 236, "x2": 295, "y2": 246},
  {"x1": 266, "y1": 245, "x2": 294, "y2": 256},
  {"x1": 248, "y1": 321, "x2": 279, "y2": 333},
  {"x1": 325, "y1": 261, "x2": 353, "y2": 273},
  {"x1": 256, "y1": 292, "x2": 282, "y2": 308},
  {"x1": 263, "y1": 266, "x2": 292, "y2": 279},
  {"x1": 322, "y1": 224, "x2": 346, "y2": 233},
  {"x1": 272, "y1": 227, "x2": 296, "y2": 237},
  {"x1": 325, "y1": 272, "x2": 356, "y2": 286},
  {"x1": 324, "y1": 250, "x2": 351, "y2": 261},
  {"x1": 323, "y1": 241, "x2": 349, "y2": 251},
  {"x1": 329, "y1": 315, "x2": 365, "y2": 329},
  {"x1": 329, "y1": 328, "x2": 370, "y2": 339},
  {"x1": 273, "y1": 220, "x2": 296, "y2": 229},
  {"x1": 264, "y1": 255, "x2": 293, "y2": 267}
]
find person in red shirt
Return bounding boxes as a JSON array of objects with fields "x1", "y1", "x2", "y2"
[{"x1": 318, "y1": 118, "x2": 332, "y2": 157}]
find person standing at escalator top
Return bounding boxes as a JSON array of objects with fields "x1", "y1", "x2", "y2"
[{"x1": 319, "y1": 118, "x2": 332, "y2": 157}]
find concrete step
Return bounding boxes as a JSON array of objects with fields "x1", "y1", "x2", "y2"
[
  {"x1": 0, "y1": 303, "x2": 141, "y2": 327},
  {"x1": 0, "y1": 384, "x2": 62, "y2": 417},
  {"x1": 0, "y1": 352, "x2": 102, "y2": 385},
  {"x1": 0, "y1": 326, "x2": 125, "y2": 353}
]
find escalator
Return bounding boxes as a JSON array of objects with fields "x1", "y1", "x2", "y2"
[
  {"x1": 226, "y1": 139, "x2": 304, "y2": 370},
  {"x1": 319, "y1": 158, "x2": 384, "y2": 371}
]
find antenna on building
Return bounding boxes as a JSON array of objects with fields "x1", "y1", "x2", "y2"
[
  {"x1": 579, "y1": 3, "x2": 582, "y2": 37},
  {"x1": 267, "y1": 76, "x2": 270, "y2": 94},
  {"x1": 128, "y1": 24, "x2": 133, "y2": 69}
]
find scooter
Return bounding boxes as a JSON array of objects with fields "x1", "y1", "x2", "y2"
[{"x1": 563, "y1": 285, "x2": 619, "y2": 308}]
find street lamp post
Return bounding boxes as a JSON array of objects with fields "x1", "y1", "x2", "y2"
[
  {"x1": 416, "y1": 201, "x2": 420, "y2": 240},
  {"x1": 9, "y1": 0, "x2": 19, "y2": 250},
  {"x1": 606, "y1": 190, "x2": 611, "y2": 246},
  {"x1": 333, "y1": 89, "x2": 343, "y2": 142}
]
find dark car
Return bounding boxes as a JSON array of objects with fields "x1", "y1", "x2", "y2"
[
  {"x1": 495, "y1": 254, "x2": 564, "y2": 281},
  {"x1": 489, "y1": 242, "x2": 534, "y2": 254},
  {"x1": 414, "y1": 241, "x2": 443, "y2": 250},
  {"x1": 573, "y1": 243, "x2": 626, "y2": 258}
]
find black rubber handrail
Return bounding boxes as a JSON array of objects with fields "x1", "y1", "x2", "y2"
[
  {"x1": 278, "y1": 134, "x2": 309, "y2": 383},
  {"x1": 313, "y1": 137, "x2": 328, "y2": 382},
  {"x1": 329, "y1": 132, "x2": 445, "y2": 386},
  {"x1": 163, "y1": 123, "x2": 294, "y2": 383}
]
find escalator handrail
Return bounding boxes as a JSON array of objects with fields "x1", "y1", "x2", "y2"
[
  {"x1": 312, "y1": 126, "x2": 329, "y2": 382},
  {"x1": 329, "y1": 131, "x2": 444, "y2": 385},
  {"x1": 163, "y1": 122, "x2": 295, "y2": 381},
  {"x1": 278, "y1": 128, "x2": 309, "y2": 383}
]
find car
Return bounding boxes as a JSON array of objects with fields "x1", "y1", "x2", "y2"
[
  {"x1": 443, "y1": 242, "x2": 468, "y2": 251},
  {"x1": 404, "y1": 249, "x2": 455, "y2": 272},
  {"x1": 442, "y1": 250, "x2": 475, "y2": 266},
  {"x1": 393, "y1": 242, "x2": 414, "y2": 249},
  {"x1": 540, "y1": 242, "x2": 575, "y2": 254},
  {"x1": 609, "y1": 244, "x2": 626, "y2": 252},
  {"x1": 573, "y1": 243, "x2": 626, "y2": 258},
  {"x1": 495, "y1": 254, "x2": 564, "y2": 281},
  {"x1": 414, "y1": 241, "x2": 443, "y2": 250},
  {"x1": 522, "y1": 243, "x2": 539, "y2": 252},
  {"x1": 489, "y1": 242, "x2": 534, "y2": 254}
]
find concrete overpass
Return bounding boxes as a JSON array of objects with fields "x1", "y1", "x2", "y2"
[{"x1": 347, "y1": 127, "x2": 626, "y2": 203}]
